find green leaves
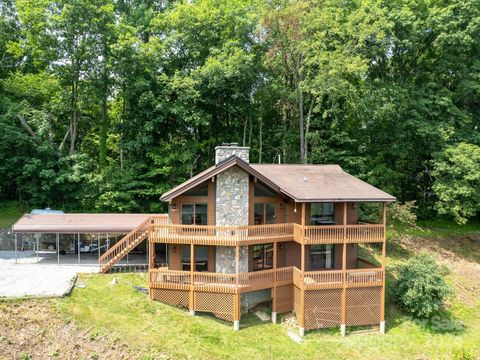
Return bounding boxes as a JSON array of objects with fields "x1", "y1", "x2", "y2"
[
  {"x1": 433, "y1": 143, "x2": 480, "y2": 224},
  {"x1": 394, "y1": 253, "x2": 453, "y2": 318},
  {"x1": 0, "y1": 0, "x2": 479, "y2": 221}
]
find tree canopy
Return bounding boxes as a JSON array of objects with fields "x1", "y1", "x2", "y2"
[{"x1": 0, "y1": 0, "x2": 479, "y2": 222}]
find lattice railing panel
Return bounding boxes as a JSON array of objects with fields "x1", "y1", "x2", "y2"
[
  {"x1": 275, "y1": 285, "x2": 293, "y2": 313},
  {"x1": 304, "y1": 289, "x2": 342, "y2": 330},
  {"x1": 194, "y1": 291, "x2": 235, "y2": 322},
  {"x1": 345, "y1": 286, "x2": 381, "y2": 326},
  {"x1": 150, "y1": 288, "x2": 189, "y2": 308},
  {"x1": 293, "y1": 285, "x2": 302, "y2": 320}
]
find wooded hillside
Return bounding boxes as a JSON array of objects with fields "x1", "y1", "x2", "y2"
[{"x1": 0, "y1": 0, "x2": 479, "y2": 221}]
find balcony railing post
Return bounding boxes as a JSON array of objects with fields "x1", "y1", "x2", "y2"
[
  {"x1": 299, "y1": 203, "x2": 306, "y2": 337},
  {"x1": 341, "y1": 202, "x2": 347, "y2": 337},
  {"x1": 189, "y1": 243, "x2": 195, "y2": 317},
  {"x1": 380, "y1": 201, "x2": 387, "y2": 334},
  {"x1": 272, "y1": 241, "x2": 278, "y2": 324}
]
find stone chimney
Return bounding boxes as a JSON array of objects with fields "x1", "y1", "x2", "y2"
[
  {"x1": 215, "y1": 143, "x2": 249, "y2": 164},
  {"x1": 214, "y1": 143, "x2": 249, "y2": 274}
]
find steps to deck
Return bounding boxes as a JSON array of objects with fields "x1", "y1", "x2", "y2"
[{"x1": 98, "y1": 217, "x2": 161, "y2": 273}]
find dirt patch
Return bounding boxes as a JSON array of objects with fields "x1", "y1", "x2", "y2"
[
  {"x1": 395, "y1": 234, "x2": 480, "y2": 307},
  {"x1": 0, "y1": 299, "x2": 156, "y2": 359}
]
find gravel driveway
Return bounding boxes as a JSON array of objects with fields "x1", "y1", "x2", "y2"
[{"x1": 0, "y1": 263, "x2": 98, "y2": 298}]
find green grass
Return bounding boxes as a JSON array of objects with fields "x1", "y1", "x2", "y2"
[
  {"x1": 393, "y1": 218, "x2": 480, "y2": 238},
  {"x1": 58, "y1": 219, "x2": 480, "y2": 359},
  {"x1": 0, "y1": 201, "x2": 25, "y2": 228}
]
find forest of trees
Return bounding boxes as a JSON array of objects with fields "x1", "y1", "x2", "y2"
[{"x1": 0, "y1": 0, "x2": 479, "y2": 222}]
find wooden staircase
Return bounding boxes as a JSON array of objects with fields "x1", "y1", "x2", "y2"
[{"x1": 99, "y1": 215, "x2": 167, "y2": 273}]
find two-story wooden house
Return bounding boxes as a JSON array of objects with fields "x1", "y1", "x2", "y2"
[{"x1": 108, "y1": 144, "x2": 395, "y2": 336}]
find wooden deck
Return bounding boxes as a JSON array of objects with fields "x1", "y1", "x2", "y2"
[
  {"x1": 149, "y1": 266, "x2": 383, "y2": 293},
  {"x1": 149, "y1": 222, "x2": 384, "y2": 246}
]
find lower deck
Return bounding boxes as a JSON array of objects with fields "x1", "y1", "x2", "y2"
[{"x1": 148, "y1": 264, "x2": 383, "y2": 333}]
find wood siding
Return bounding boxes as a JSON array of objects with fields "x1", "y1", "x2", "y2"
[{"x1": 169, "y1": 181, "x2": 215, "y2": 225}]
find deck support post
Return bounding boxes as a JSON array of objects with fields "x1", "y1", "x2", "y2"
[
  {"x1": 57, "y1": 233, "x2": 60, "y2": 264},
  {"x1": 149, "y1": 240, "x2": 154, "y2": 269},
  {"x1": 189, "y1": 243, "x2": 195, "y2": 316},
  {"x1": 14, "y1": 232, "x2": 17, "y2": 264},
  {"x1": 77, "y1": 233, "x2": 80, "y2": 264},
  {"x1": 233, "y1": 246, "x2": 240, "y2": 330},
  {"x1": 299, "y1": 202, "x2": 306, "y2": 336},
  {"x1": 36, "y1": 234, "x2": 39, "y2": 263},
  {"x1": 272, "y1": 241, "x2": 277, "y2": 323},
  {"x1": 380, "y1": 202, "x2": 387, "y2": 334},
  {"x1": 97, "y1": 234, "x2": 100, "y2": 261},
  {"x1": 233, "y1": 292, "x2": 241, "y2": 331},
  {"x1": 340, "y1": 202, "x2": 347, "y2": 337}
]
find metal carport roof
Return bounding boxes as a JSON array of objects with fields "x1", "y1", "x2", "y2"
[{"x1": 12, "y1": 213, "x2": 160, "y2": 233}]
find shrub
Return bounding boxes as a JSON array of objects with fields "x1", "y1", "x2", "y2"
[
  {"x1": 394, "y1": 253, "x2": 452, "y2": 318},
  {"x1": 387, "y1": 201, "x2": 417, "y2": 228}
]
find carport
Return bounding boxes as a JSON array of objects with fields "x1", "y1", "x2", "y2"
[{"x1": 11, "y1": 214, "x2": 153, "y2": 267}]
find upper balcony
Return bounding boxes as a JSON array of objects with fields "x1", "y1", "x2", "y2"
[{"x1": 148, "y1": 222, "x2": 384, "y2": 246}]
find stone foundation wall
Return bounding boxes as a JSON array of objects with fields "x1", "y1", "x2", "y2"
[{"x1": 241, "y1": 289, "x2": 272, "y2": 314}]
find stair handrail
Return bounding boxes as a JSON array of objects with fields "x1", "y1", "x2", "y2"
[{"x1": 99, "y1": 216, "x2": 153, "y2": 269}]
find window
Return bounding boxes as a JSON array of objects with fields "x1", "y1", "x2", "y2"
[
  {"x1": 181, "y1": 204, "x2": 208, "y2": 225},
  {"x1": 252, "y1": 243, "x2": 274, "y2": 271},
  {"x1": 254, "y1": 203, "x2": 276, "y2": 225},
  {"x1": 254, "y1": 182, "x2": 276, "y2": 197},
  {"x1": 310, "y1": 203, "x2": 335, "y2": 225},
  {"x1": 183, "y1": 182, "x2": 208, "y2": 196},
  {"x1": 181, "y1": 245, "x2": 209, "y2": 272},
  {"x1": 309, "y1": 244, "x2": 335, "y2": 270}
]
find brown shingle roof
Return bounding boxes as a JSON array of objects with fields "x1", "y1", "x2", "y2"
[
  {"x1": 160, "y1": 156, "x2": 395, "y2": 203},
  {"x1": 250, "y1": 164, "x2": 395, "y2": 202}
]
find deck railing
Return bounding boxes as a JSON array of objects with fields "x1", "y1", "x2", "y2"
[
  {"x1": 149, "y1": 266, "x2": 382, "y2": 293},
  {"x1": 149, "y1": 222, "x2": 294, "y2": 246},
  {"x1": 99, "y1": 215, "x2": 168, "y2": 272},
  {"x1": 149, "y1": 222, "x2": 384, "y2": 245}
]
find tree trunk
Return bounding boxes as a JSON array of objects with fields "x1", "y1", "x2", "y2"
[
  {"x1": 304, "y1": 97, "x2": 315, "y2": 163},
  {"x1": 69, "y1": 77, "x2": 77, "y2": 155},
  {"x1": 297, "y1": 86, "x2": 305, "y2": 163},
  {"x1": 258, "y1": 114, "x2": 263, "y2": 163}
]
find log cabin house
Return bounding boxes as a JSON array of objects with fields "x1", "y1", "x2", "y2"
[{"x1": 140, "y1": 144, "x2": 395, "y2": 336}]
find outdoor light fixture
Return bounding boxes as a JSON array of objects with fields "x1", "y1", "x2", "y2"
[
  {"x1": 280, "y1": 203, "x2": 284, "y2": 209},
  {"x1": 171, "y1": 203, "x2": 177, "y2": 210}
]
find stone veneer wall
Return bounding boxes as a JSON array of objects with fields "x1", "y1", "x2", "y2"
[
  {"x1": 215, "y1": 145, "x2": 249, "y2": 164},
  {"x1": 215, "y1": 146, "x2": 250, "y2": 274}
]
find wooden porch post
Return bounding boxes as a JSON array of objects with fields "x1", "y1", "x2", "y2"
[
  {"x1": 299, "y1": 202, "x2": 306, "y2": 336},
  {"x1": 148, "y1": 240, "x2": 154, "y2": 269},
  {"x1": 234, "y1": 245, "x2": 241, "y2": 331},
  {"x1": 380, "y1": 202, "x2": 387, "y2": 334},
  {"x1": 272, "y1": 241, "x2": 278, "y2": 323},
  {"x1": 341, "y1": 202, "x2": 347, "y2": 336},
  {"x1": 189, "y1": 243, "x2": 195, "y2": 316}
]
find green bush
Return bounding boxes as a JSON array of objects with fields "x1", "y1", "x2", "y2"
[{"x1": 394, "y1": 253, "x2": 452, "y2": 318}]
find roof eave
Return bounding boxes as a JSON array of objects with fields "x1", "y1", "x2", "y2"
[{"x1": 160, "y1": 156, "x2": 282, "y2": 202}]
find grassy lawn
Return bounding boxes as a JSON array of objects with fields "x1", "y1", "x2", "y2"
[
  {"x1": 1, "y1": 206, "x2": 479, "y2": 359},
  {"x1": 53, "y1": 221, "x2": 480, "y2": 359},
  {"x1": 0, "y1": 201, "x2": 25, "y2": 228}
]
